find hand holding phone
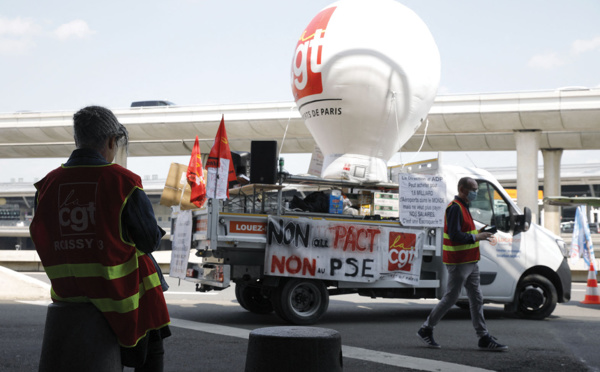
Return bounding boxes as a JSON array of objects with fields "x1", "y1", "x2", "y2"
[{"x1": 481, "y1": 225, "x2": 497, "y2": 234}]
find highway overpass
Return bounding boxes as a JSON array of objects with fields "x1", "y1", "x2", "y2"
[{"x1": 1, "y1": 88, "x2": 600, "y2": 232}]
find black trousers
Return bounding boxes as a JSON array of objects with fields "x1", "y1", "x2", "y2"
[{"x1": 121, "y1": 329, "x2": 168, "y2": 372}]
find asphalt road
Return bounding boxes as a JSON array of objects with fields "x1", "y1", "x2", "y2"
[{"x1": 1, "y1": 272, "x2": 599, "y2": 372}]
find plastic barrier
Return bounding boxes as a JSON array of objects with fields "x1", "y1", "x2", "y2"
[{"x1": 245, "y1": 326, "x2": 342, "y2": 372}]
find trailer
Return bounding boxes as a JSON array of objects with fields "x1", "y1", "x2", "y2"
[{"x1": 170, "y1": 160, "x2": 571, "y2": 325}]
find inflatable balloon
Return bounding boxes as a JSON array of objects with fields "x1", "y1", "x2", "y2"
[{"x1": 291, "y1": 0, "x2": 440, "y2": 182}]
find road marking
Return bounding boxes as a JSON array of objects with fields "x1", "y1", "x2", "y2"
[
  {"x1": 171, "y1": 318, "x2": 250, "y2": 339},
  {"x1": 18, "y1": 300, "x2": 51, "y2": 306},
  {"x1": 170, "y1": 318, "x2": 495, "y2": 372},
  {"x1": 343, "y1": 345, "x2": 493, "y2": 372},
  {"x1": 164, "y1": 291, "x2": 218, "y2": 295}
]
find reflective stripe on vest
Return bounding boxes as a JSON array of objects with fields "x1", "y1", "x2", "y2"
[
  {"x1": 44, "y1": 250, "x2": 140, "y2": 281},
  {"x1": 45, "y1": 250, "x2": 162, "y2": 314},
  {"x1": 49, "y1": 268, "x2": 163, "y2": 314},
  {"x1": 443, "y1": 200, "x2": 480, "y2": 264}
]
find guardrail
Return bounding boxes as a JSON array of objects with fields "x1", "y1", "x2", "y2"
[{"x1": 0, "y1": 249, "x2": 593, "y2": 282}]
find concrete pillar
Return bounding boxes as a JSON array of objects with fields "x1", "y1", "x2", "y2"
[
  {"x1": 39, "y1": 302, "x2": 121, "y2": 372},
  {"x1": 114, "y1": 145, "x2": 128, "y2": 168},
  {"x1": 542, "y1": 148, "x2": 563, "y2": 235},
  {"x1": 515, "y1": 130, "x2": 541, "y2": 224}
]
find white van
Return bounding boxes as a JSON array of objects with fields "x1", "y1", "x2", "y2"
[{"x1": 397, "y1": 160, "x2": 571, "y2": 320}]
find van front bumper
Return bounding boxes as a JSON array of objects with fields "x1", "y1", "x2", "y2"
[{"x1": 557, "y1": 258, "x2": 571, "y2": 302}]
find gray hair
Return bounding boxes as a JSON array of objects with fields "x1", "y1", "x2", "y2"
[{"x1": 73, "y1": 106, "x2": 129, "y2": 152}]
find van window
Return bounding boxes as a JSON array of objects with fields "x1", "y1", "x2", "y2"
[{"x1": 470, "y1": 180, "x2": 513, "y2": 233}]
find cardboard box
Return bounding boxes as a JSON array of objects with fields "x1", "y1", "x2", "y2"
[
  {"x1": 374, "y1": 192, "x2": 399, "y2": 217},
  {"x1": 360, "y1": 204, "x2": 372, "y2": 216},
  {"x1": 159, "y1": 163, "x2": 198, "y2": 210},
  {"x1": 358, "y1": 192, "x2": 373, "y2": 216},
  {"x1": 329, "y1": 194, "x2": 343, "y2": 214}
]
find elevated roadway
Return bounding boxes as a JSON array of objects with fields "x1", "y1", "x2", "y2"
[
  {"x1": 1, "y1": 88, "x2": 600, "y2": 233},
  {"x1": 1, "y1": 89, "x2": 599, "y2": 157}
]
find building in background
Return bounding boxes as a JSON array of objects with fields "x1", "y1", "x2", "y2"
[{"x1": 1, "y1": 163, "x2": 600, "y2": 251}]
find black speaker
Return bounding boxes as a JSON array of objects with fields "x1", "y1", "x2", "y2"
[
  {"x1": 231, "y1": 151, "x2": 251, "y2": 177},
  {"x1": 250, "y1": 141, "x2": 278, "y2": 184},
  {"x1": 230, "y1": 151, "x2": 251, "y2": 188}
]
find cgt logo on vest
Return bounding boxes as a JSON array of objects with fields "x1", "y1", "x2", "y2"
[
  {"x1": 291, "y1": 6, "x2": 336, "y2": 101},
  {"x1": 58, "y1": 183, "x2": 98, "y2": 236},
  {"x1": 387, "y1": 232, "x2": 417, "y2": 272}
]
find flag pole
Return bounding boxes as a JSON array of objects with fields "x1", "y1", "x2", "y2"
[
  {"x1": 179, "y1": 181, "x2": 185, "y2": 209},
  {"x1": 214, "y1": 168, "x2": 219, "y2": 200},
  {"x1": 178, "y1": 169, "x2": 187, "y2": 209}
]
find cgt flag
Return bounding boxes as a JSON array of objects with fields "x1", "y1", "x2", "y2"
[
  {"x1": 206, "y1": 115, "x2": 236, "y2": 199},
  {"x1": 186, "y1": 136, "x2": 206, "y2": 208}
]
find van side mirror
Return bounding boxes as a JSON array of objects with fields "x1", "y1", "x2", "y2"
[{"x1": 513, "y1": 207, "x2": 532, "y2": 235}]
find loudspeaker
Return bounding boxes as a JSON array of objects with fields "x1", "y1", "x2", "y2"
[
  {"x1": 250, "y1": 141, "x2": 278, "y2": 184},
  {"x1": 231, "y1": 151, "x2": 251, "y2": 177},
  {"x1": 230, "y1": 151, "x2": 251, "y2": 188}
]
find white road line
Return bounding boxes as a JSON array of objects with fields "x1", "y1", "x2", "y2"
[
  {"x1": 171, "y1": 318, "x2": 250, "y2": 339},
  {"x1": 169, "y1": 318, "x2": 495, "y2": 372},
  {"x1": 17, "y1": 300, "x2": 51, "y2": 306},
  {"x1": 343, "y1": 345, "x2": 494, "y2": 372}
]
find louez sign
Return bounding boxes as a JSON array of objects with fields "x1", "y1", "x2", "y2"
[
  {"x1": 230, "y1": 221, "x2": 266, "y2": 235},
  {"x1": 264, "y1": 216, "x2": 424, "y2": 284}
]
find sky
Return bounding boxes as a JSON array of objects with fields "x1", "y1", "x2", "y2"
[{"x1": 1, "y1": 0, "x2": 600, "y2": 182}]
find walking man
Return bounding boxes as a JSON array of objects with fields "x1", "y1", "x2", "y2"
[{"x1": 417, "y1": 177, "x2": 508, "y2": 351}]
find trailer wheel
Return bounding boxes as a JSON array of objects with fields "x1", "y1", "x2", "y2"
[
  {"x1": 235, "y1": 282, "x2": 273, "y2": 314},
  {"x1": 515, "y1": 274, "x2": 557, "y2": 320},
  {"x1": 272, "y1": 279, "x2": 329, "y2": 325}
]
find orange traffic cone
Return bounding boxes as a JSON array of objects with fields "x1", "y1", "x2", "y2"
[{"x1": 582, "y1": 262, "x2": 600, "y2": 305}]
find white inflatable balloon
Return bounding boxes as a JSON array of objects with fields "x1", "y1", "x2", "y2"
[{"x1": 291, "y1": 0, "x2": 440, "y2": 182}]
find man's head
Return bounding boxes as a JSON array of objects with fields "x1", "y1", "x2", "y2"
[
  {"x1": 73, "y1": 106, "x2": 128, "y2": 154},
  {"x1": 457, "y1": 177, "x2": 478, "y2": 203}
]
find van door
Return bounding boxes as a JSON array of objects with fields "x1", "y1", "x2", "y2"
[{"x1": 463, "y1": 180, "x2": 527, "y2": 300}]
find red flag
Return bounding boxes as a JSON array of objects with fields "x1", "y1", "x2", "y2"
[
  {"x1": 186, "y1": 136, "x2": 206, "y2": 208},
  {"x1": 206, "y1": 115, "x2": 236, "y2": 199}
]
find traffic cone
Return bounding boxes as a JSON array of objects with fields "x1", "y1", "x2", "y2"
[{"x1": 581, "y1": 262, "x2": 600, "y2": 305}]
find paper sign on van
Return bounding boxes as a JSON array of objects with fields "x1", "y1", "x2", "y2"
[{"x1": 398, "y1": 173, "x2": 446, "y2": 227}]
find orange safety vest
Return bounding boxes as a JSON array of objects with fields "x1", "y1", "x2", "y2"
[
  {"x1": 442, "y1": 200, "x2": 480, "y2": 265},
  {"x1": 30, "y1": 163, "x2": 170, "y2": 347}
]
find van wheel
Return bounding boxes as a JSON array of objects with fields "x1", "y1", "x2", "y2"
[
  {"x1": 272, "y1": 279, "x2": 329, "y2": 325},
  {"x1": 515, "y1": 274, "x2": 557, "y2": 320},
  {"x1": 235, "y1": 282, "x2": 273, "y2": 314}
]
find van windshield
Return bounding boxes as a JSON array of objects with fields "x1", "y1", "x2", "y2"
[{"x1": 469, "y1": 180, "x2": 514, "y2": 233}]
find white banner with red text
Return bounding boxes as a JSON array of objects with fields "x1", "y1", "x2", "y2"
[{"x1": 265, "y1": 216, "x2": 424, "y2": 285}]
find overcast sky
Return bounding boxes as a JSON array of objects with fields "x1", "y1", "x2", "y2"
[{"x1": 1, "y1": 0, "x2": 599, "y2": 182}]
